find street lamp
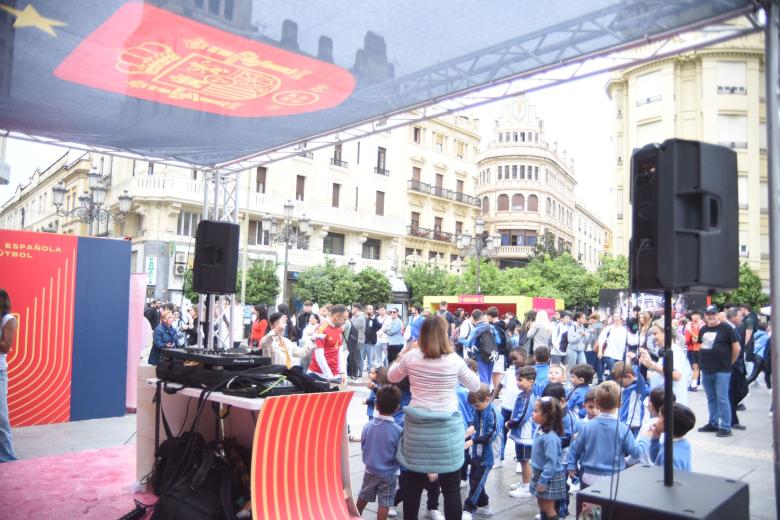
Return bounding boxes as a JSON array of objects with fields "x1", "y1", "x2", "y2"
[
  {"x1": 457, "y1": 218, "x2": 499, "y2": 294},
  {"x1": 263, "y1": 200, "x2": 311, "y2": 307},
  {"x1": 51, "y1": 165, "x2": 133, "y2": 236},
  {"x1": 347, "y1": 258, "x2": 356, "y2": 271}
]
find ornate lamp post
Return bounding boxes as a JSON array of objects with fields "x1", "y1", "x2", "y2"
[
  {"x1": 51, "y1": 166, "x2": 132, "y2": 236},
  {"x1": 456, "y1": 218, "x2": 500, "y2": 294},
  {"x1": 262, "y1": 200, "x2": 311, "y2": 307}
]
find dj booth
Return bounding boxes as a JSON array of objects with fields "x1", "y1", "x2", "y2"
[{"x1": 136, "y1": 348, "x2": 361, "y2": 519}]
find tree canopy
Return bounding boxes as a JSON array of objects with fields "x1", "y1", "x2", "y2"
[
  {"x1": 711, "y1": 263, "x2": 769, "y2": 309},
  {"x1": 295, "y1": 259, "x2": 392, "y2": 305},
  {"x1": 240, "y1": 259, "x2": 280, "y2": 305}
]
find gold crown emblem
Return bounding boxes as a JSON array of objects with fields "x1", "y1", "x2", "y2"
[{"x1": 117, "y1": 42, "x2": 180, "y2": 76}]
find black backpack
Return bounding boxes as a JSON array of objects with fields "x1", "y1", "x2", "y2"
[
  {"x1": 347, "y1": 323, "x2": 359, "y2": 350},
  {"x1": 559, "y1": 325, "x2": 569, "y2": 353},
  {"x1": 477, "y1": 326, "x2": 498, "y2": 361},
  {"x1": 494, "y1": 325, "x2": 511, "y2": 356}
]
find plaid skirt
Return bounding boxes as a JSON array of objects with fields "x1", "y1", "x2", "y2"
[{"x1": 529, "y1": 468, "x2": 568, "y2": 501}]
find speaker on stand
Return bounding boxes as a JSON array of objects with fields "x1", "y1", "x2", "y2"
[{"x1": 576, "y1": 139, "x2": 746, "y2": 519}]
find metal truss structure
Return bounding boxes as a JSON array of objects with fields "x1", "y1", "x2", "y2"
[
  {"x1": 196, "y1": 168, "x2": 241, "y2": 351},
  {"x1": 216, "y1": 2, "x2": 762, "y2": 173}
]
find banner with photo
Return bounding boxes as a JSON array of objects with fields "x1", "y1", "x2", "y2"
[{"x1": 598, "y1": 289, "x2": 710, "y2": 321}]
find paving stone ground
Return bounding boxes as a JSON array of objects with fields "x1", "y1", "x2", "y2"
[{"x1": 9, "y1": 379, "x2": 776, "y2": 519}]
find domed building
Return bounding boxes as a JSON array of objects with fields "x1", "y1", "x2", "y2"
[{"x1": 476, "y1": 97, "x2": 578, "y2": 269}]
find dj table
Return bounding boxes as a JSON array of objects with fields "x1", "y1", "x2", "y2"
[{"x1": 135, "y1": 365, "x2": 361, "y2": 519}]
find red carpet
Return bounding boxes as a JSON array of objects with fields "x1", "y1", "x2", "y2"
[{"x1": 0, "y1": 444, "x2": 155, "y2": 519}]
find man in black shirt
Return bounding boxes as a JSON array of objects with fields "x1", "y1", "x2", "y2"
[
  {"x1": 296, "y1": 300, "x2": 314, "y2": 339},
  {"x1": 144, "y1": 300, "x2": 161, "y2": 329},
  {"x1": 725, "y1": 308, "x2": 749, "y2": 430},
  {"x1": 697, "y1": 305, "x2": 741, "y2": 437},
  {"x1": 437, "y1": 301, "x2": 455, "y2": 335}
]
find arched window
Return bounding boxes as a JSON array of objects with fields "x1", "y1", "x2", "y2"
[
  {"x1": 528, "y1": 194, "x2": 539, "y2": 212},
  {"x1": 512, "y1": 193, "x2": 525, "y2": 211},
  {"x1": 497, "y1": 194, "x2": 509, "y2": 211},
  {"x1": 545, "y1": 197, "x2": 552, "y2": 215},
  {"x1": 482, "y1": 196, "x2": 490, "y2": 213}
]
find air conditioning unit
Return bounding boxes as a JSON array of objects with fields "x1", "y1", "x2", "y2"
[
  {"x1": 174, "y1": 251, "x2": 187, "y2": 264},
  {"x1": 174, "y1": 264, "x2": 187, "y2": 276},
  {"x1": 739, "y1": 244, "x2": 749, "y2": 257}
]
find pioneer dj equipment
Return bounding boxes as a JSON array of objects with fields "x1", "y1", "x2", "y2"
[
  {"x1": 629, "y1": 138, "x2": 738, "y2": 292},
  {"x1": 160, "y1": 348, "x2": 271, "y2": 369},
  {"x1": 576, "y1": 464, "x2": 749, "y2": 519}
]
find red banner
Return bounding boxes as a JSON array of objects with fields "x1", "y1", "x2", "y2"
[
  {"x1": 458, "y1": 294, "x2": 485, "y2": 304},
  {"x1": 55, "y1": 2, "x2": 355, "y2": 118},
  {"x1": 531, "y1": 297, "x2": 558, "y2": 317},
  {"x1": 1, "y1": 230, "x2": 77, "y2": 426}
]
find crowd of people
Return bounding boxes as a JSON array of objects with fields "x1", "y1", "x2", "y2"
[{"x1": 142, "y1": 296, "x2": 771, "y2": 519}]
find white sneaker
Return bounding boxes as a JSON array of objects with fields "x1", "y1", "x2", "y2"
[
  {"x1": 509, "y1": 481, "x2": 525, "y2": 490},
  {"x1": 424, "y1": 510, "x2": 445, "y2": 520},
  {"x1": 388, "y1": 507, "x2": 398, "y2": 517},
  {"x1": 509, "y1": 485, "x2": 531, "y2": 498},
  {"x1": 492, "y1": 460, "x2": 503, "y2": 469},
  {"x1": 476, "y1": 505, "x2": 494, "y2": 516},
  {"x1": 515, "y1": 462, "x2": 523, "y2": 474},
  {"x1": 462, "y1": 512, "x2": 473, "y2": 520},
  {"x1": 534, "y1": 514, "x2": 541, "y2": 520},
  {"x1": 460, "y1": 479, "x2": 468, "y2": 489}
]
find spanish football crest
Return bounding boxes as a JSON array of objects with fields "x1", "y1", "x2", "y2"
[{"x1": 54, "y1": 2, "x2": 355, "y2": 117}]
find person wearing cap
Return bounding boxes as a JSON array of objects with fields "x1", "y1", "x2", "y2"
[{"x1": 696, "y1": 305, "x2": 741, "y2": 437}]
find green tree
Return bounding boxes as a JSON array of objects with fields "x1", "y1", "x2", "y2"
[
  {"x1": 594, "y1": 255, "x2": 629, "y2": 289},
  {"x1": 239, "y1": 259, "x2": 280, "y2": 305},
  {"x1": 294, "y1": 259, "x2": 357, "y2": 304},
  {"x1": 531, "y1": 230, "x2": 564, "y2": 260},
  {"x1": 401, "y1": 263, "x2": 452, "y2": 306},
  {"x1": 182, "y1": 268, "x2": 198, "y2": 304},
  {"x1": 354, "y1": 266, "x2": 392, "y2": 305},
  {"x1": 498, "y1": 253, "x2": 597, "y2": 308},
  {"x1": 712, "y1": 263, "x2": 769, "y2": 309},
  {"x1": 450, "y1": 258, "x2": 503, "y2": 296}
]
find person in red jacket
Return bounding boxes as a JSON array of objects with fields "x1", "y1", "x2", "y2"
[
  {"x1": 684, "y1": 310, "x2": 703, "y2": 391},
  {"x1": 250, "y1": 305, "x2": 269, "y2": 348},
  {"x1": 308, "y1": 304, "x2": 349, "y2": 384}
]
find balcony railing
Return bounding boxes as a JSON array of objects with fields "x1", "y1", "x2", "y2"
[
  {"x1": 374, "y1": 166, "x2": 390, "y2": 176},
  {"x1": 406, "y1": 225, "x2": 455, "y2": 243},
  {"x1": 330, "y1": 158, "x2": 348, "y2": 168},
  {"x1": 494, "y1": 245, "x2": 535, "y2": 257},
  {"x1": 406, "y1": 179, "x2": 480, "y2": 207},
  {"x1": 298, "y1": 151, "x2": 314, "y2": 159}
]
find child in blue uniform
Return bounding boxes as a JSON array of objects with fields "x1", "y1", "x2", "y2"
[
  {"x1": 463, "y1": 385, "x2": 498, "y2": 520},
  {"x1": 530, "y1": 396, "x2": 566, "y2": 520},
  {"x1": 638, "y1": 402, "x2": 695, "y2": 471}
]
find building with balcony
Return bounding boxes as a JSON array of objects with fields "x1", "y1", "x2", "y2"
[
  {"x1": 607, "y1": 28, "x2": 767, "y2": 286},
  {"x1": 476, "y1": 97, "x2": 579, "y2": 269},
  {"x1": 575, "y1": 202, "x2": 611, "y2": 271},
  {"x1": 0, "y1": 112, "x2": 484, "y2": 304},
  {"x1": 402, "y1": 113, "x2": 483, "y2": 270}
]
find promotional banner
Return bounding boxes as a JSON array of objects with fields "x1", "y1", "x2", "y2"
[
  {"x1": 598, "y1": 289, "x2": 710, "y2": 321},
  {"x1": 125, "y1": 273, "x2": 148, "y2": 412},
  {"x1": 1, "y1": 230, "x2": 78, "y2": 427}
]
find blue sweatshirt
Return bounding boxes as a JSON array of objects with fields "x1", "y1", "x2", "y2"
[
  {"x1": 508, "y1": 389, "x2": 536, "y2": 446},
  {"x1": 470, "y1": 405, "x2": 498, "y2": 467},
  {"x1": 531, "y1": 430, "x2": 564, "y2": 485},
  {"x1": 619, "y1": 367, "x2": 648, "y2": 428},
  {"x1": 361, "y1": 415, "x2": 403, "y2": 477},
  {"x1": 532, "y1": 364, "x2": 549, "y2": 397},
  {"x1": 566, "y1": 385, "x2": 590, "y2": 419},
  {"x1": 561, "y1": 408, "x2": 577, "y2": 449},
  {"x1": 366, "y1": 387, "x2": 377, "y2": 418},
  {"x1": 567, "y1": 413, "x2": 646, "y2": 476},
  {"x1": 638, "y1": 437, "x2": 692, "y2": 472},
  {"x1": 753, "y1": 330, "x2": 770, "y2": 360},
  {"x1": 456, "y1": 386, "x2": 474, "y2": 428}
]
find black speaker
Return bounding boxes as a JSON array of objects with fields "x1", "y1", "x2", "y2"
[
  {"x1": 576, "y1": 464, "x2": 749, "y2": 519},
  {"x1": 630, "y1": 138, "x2": 738, "y2": 292},
  {"x1": 192, "y1": 220, "x2": 240, "y2": 294}
]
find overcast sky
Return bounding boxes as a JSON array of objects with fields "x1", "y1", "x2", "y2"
[{"x1": 1, "y1": 74, "x2": 614, "y2": 223}]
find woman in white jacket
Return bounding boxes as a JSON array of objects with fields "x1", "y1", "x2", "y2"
[{"x1": 597, "y1": 314, "x2": 637, "y2": 376}]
